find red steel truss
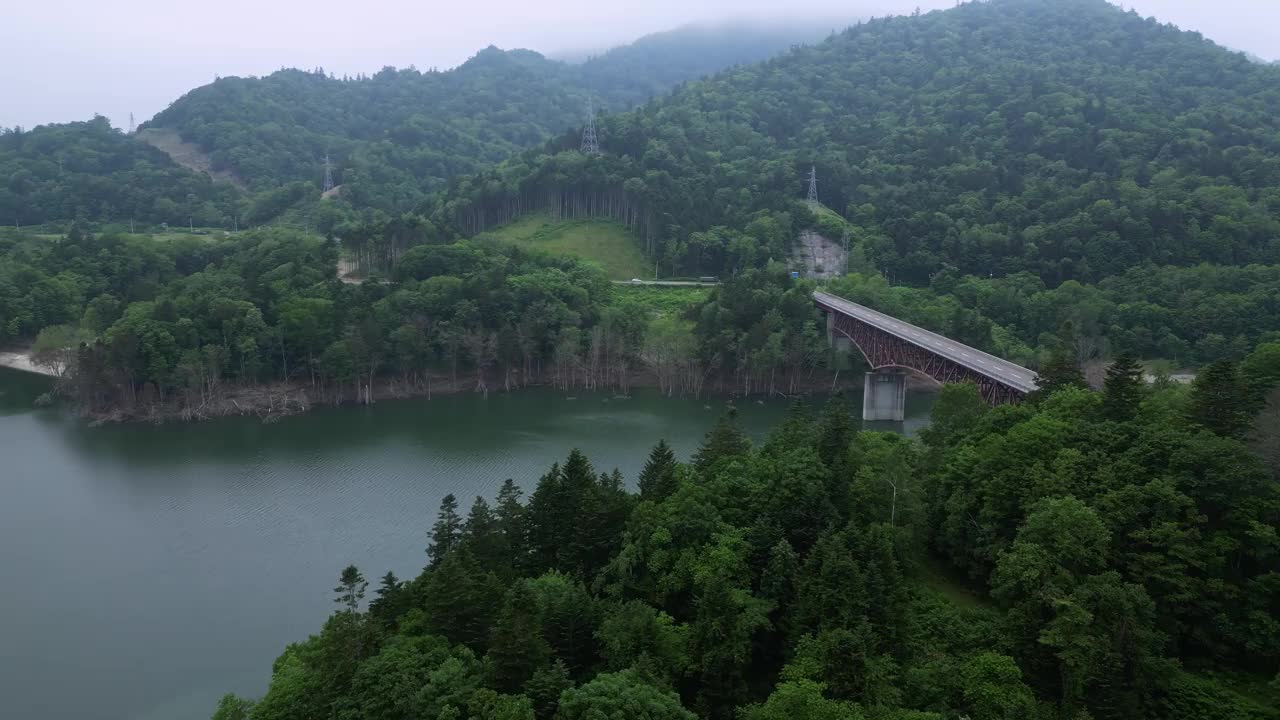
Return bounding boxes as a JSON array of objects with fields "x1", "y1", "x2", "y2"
[{"x1": 825, "y1": 309, "x2": 1026, "y2": 406}]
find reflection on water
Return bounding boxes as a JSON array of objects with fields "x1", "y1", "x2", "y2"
[{"x1": 0, "y1": 368, "x2": 933, "y2": 720}]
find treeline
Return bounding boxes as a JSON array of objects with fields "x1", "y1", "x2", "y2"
[
  {"x1": 211, "y1": 359, "x2": 1280, "y2": 720},
  {"x1": 6, "y1": 226, "x2": 837, "y2": 417},
  {"x1": 430, "y1": 0, "x2": 1280, "y2": 286},
  {"x1": 826, "y1": 263, "x2": 1280, "y2": 368},
  {"x1": 0, "y1": 118, "x2": 241, "y2": 227}
]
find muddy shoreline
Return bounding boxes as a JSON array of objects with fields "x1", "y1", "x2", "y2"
[{"x1": 61, "y1": 370, "x2": 912, "y2": 425}]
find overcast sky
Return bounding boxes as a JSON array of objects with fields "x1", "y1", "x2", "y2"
[{"x1": 1, "y1": 0, "x2": 1275, "y2": 131}]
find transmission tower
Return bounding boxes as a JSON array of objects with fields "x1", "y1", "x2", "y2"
[
  {"x1": 581, "y1": 98, "x2": 600, "y2": 155},
  {"x1": 323, "y1": 153, "x2": 335, "y2": 193},
  {"x1": 127, "y1": 113, "x2": 135, "y2": 135},
  {"x1": 806, "y1": 166, "x2": 819, "y2": 208}
]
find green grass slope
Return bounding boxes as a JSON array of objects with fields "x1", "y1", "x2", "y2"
[{"x1": 479, "y1": 214, "x2": 650, "y2": 280}]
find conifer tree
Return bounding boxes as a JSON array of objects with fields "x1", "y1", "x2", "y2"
[
  {"x1": 1187, "y1": 359, "x2": 1253, "y2": 438},
  {"x1": 638, "y1": 439, "x2": 678, "y2": 502},
  {"x1": 487, "y1": 581, "x2": 550, "y2": 693},
  {"x1": 333, "y1": 565, "x2": 367, "y2": 614},
  {"x1": 1101, "y1": 352, "x2": 1144, "y2": 421},
  {"x1": 496, "y1": 478, "x2": 528, "y2": 569},
  {"x1": 524, "y1": 660, "x2": 573, "y2": 720},
  {"x1": 367, "y1": 571, "x2": 405, "y2": 629},
  {"x1": 462, "y1": 496, "x2": 507, "y2": 574},
  {"x1": 693, "y1": 409, "x2": 751, "y2": 474},
  {"x1": 1033, "y1": 322, "x2": 1087, "y2": 399},
  {"x1": 428, "y1": 493, "x2": 463, "y2": 566},
  {"x1": 816, "y1": 395, "x2": 854, "y2": 469}
]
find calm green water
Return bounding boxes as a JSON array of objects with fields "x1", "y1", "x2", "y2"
[{"x1": 0, "y1": 368, "x2": 934, "y2": 720}]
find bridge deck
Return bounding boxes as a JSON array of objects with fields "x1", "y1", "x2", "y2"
[{"x1": 814, "y1": 291, "x2": 1038, "y2": 394}]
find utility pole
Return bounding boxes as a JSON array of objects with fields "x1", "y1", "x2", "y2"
[
  {"x1": 807, "y1": 166, "x2": 819, "y2": 208},
  {"x1": 323, "y1": 153, "x2": 335, "y2": 193},
  {"x1": 581, "y1": 98, "x2": 600, "y2": 155}
]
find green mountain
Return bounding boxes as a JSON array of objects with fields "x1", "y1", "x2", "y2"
[
  {"x1": 139, "y1": 23, "x2": 831, "y2": 212},
  {"x1": 436, "y1": 0, "x2": 1280, "y2": 285},
  {"x1": 0, "y1": 23, "x2": 829, "y2": 228}
]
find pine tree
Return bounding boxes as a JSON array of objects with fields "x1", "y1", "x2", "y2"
[
  {"x1": 462, "y1": 496, "x2": 507, "y2": 574},
  {"x1": 524, "y1": 660, "x2": 573, "y2": 720},
  {"x1": 496, "y1": 478, "x2": 528, "y2": 570},
  {"x1": 763, "y1": 400, "x2": 816, "y2": 457},
  {"x1": 816, "y1": 395, "x2": 853, "y2": 468},
  {"x1": 423, "y1": 550, "x2": 502, "y2": 652},
  {"x1": 693, "y1": 409, "x2": 751, "y2": 474},
  {"x1": 1187, "y1": 359, "x2": 1253, "y2": 438},
  {"x1": 1101, "y1": 352, "x2": 1145, "y2": 421},
  {"x1": 368, "y1": 571, "x2": 410, "y2": 630},
  {"x1": 526, "y1": 463, "x2": 567, "y2": 574},
  {"x1": 333, "y1": 565, "x2": 367, "y2": 614},
  {"x1": 638, "y1": 439, "x2": 679, "y2": 502},
  {"x1": 487, "y1": 582, "x2": 550, "y2": 693},
  {"x1": 1033, "y1": 323, "x2": 1087, "y2": 399},
  {"x1": 428, "y1": 493, "x2": 463, "y2": 565}
]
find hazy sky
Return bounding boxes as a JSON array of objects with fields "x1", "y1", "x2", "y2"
[{"x1": 1, "y1": 0, "x2": 1276, "y2": 130}]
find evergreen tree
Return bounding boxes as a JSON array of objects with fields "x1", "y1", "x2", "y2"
[
  {"x1": 1101, "y1": 352, "x2": 1145, "y2": 422},
  {"x1": 368, "y1": 571, "x2": 407, "y2": 629},
  {"x1": 487, "y1": 582, "x2": 550, "y2": 693},
  {"x1": 525, "y1": 463, "x2": 567, "y2": 574},
  {"x1": 333, "y1": 565, "x2": 367, "y2": 614},
  {"x1": 692, "y1": 409, "x2": 751, "y2": 474},
  {"x1": 428, "y1": 493, "x2": 463, "y2": 565},
  {"x1": 423, "y1": 550, "x2": 503, "y2": 652},
  {"x1": 763, "y1": 400, "x2": 816, "y2": 458},
  {"x1": 637, "y1": 439, "x2": 679, "y2": 502},
  {"x1": 1034, "y1": 322, "x2": 1087, "y2": 399},
  {"x1": 495, "y1": 479, "x2": 528, "y2": 570},
  {"x1": 523, "y1": 660, "x2": 573, "y2": 720},
  {"x1": 1187, "y1": 360, "x2": 1253, "y2": 438},
  {"x1": 815, "y1": 395, "x2": 854, "y2": 469},
  {"x1": 462, "y1": 496, "x2": 507, "y2": 575}
]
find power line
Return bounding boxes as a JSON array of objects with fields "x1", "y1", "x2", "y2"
[{"x1": 581, "y1": 98, "x2": 600, "y2": 155}]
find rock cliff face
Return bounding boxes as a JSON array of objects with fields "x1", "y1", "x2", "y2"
[{"x1": 792, "y1": 230, "x2": 847, "y2": 280}]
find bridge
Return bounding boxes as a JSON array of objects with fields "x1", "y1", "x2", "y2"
[{"x1": 813, "y1": 290, "x2": 1038, "y2": 421}]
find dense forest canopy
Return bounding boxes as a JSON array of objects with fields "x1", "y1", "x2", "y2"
[
  {"x1": 211, "y1": 367, "x2": 1280, "y2": 720},
  {"x1": 0, "y1": 118, "x2": 241, "y2": 227},
  {"x1": 435, "y1": 0, "x2": 1280, "y2": 285}
]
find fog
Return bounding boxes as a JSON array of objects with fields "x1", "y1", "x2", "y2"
[{"x1": 1, "y1": 0, "x2": 1276, "y2": 130}]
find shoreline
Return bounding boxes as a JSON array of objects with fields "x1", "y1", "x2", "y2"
[{"x1": 62, "y1": 372, "x2": 884, "y2": 425}]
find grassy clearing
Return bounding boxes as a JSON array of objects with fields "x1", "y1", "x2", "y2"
[
  {"x1": 613, "y1": 284, "x2": 710, "y2": 319},
  {"x1": 480, "y1": 214, "x2": 650, "y2": 280}
]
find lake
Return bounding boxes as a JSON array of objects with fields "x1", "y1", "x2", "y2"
[{"x1": 0, "y1": 368, "x2": 934, "y2": 720}]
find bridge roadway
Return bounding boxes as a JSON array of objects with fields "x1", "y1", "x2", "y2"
[{"x1": 813, "y1": 290, "x2": 1038, "y2": 394}]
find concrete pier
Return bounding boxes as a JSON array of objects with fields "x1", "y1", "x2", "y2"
[{"x1": 862, "y1": 371, "x2": 906, "y2": 422}]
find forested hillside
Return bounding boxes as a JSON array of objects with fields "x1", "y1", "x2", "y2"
[
  {"x1": 438, "y1": 0, "x2": 1280, "y2": 285},
  {"x1": 0, "y1": 118, "x2": 241, "y2": 227},
  {"x1": 211, "y1": 371, "x2": 1280, "y2": 720},
  {"x1": 141, "y1": 23, "x2": 829, "y2": 212}
]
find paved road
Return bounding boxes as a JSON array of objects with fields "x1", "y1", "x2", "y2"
[
  {"x1": 814, "y1": 291, "x2": 1038, "y2": 393},
  {"x1": 611, "y1": 280, "x2": 720, "y2": 287}
]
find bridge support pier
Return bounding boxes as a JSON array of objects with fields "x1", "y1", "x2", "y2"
[{"x1": 862, "y1": 371, "x2": 906, "y2": 422}]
